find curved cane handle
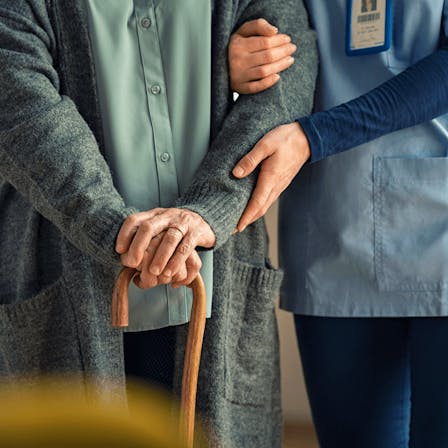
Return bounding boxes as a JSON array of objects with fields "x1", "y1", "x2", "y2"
[
  {"x1": 111, "y1": 267, "x2": 138, "y2": 328},
  {"x1": 111, "y1": 267, "x2": 207, "y2": 448}
]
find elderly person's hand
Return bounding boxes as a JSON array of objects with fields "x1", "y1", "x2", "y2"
[
  {"x1": 116, "y1": 209, "x2": 216, "y2": 288},
  {"x1": 229, "y1": 19, "x2": 296, "y2": 94},
  {"x1": 232, "y1": 122, "x2": 311, "y2": 232}
]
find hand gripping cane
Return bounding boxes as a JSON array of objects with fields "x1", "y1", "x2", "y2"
[{"x1": 112, "y1": 267, "x2": 207, "y2": 448}]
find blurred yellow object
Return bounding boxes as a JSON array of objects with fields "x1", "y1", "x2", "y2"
[{"x1": 0, "y1": 377, "x2": 204, "y2": 448}]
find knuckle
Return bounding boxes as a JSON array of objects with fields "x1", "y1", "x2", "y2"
[
  {"x1": 258, "y1": 66, "x2": 271, "y2": 78},
  {"x1": 262, "y1": 51, "x2": 275, "y2": 64},
  {"x1": 252, "y1": 196, "x2": 265, "y2": 208},
  {"x1": 140, "y1": 221, "x2": 151, "y2": 232},
  {"x1": 192, "y1": 258, "x2": 202, "y2": 270},
  {"x1": 126, "y1": 214, "x2": 139, "y2": 226},
  {"x1": 165, "y1": 233, "x2": 178, "y2": 245},
  {"x1": 260, "y1": 37, "x2": 271, "y2": 48},
  {"x1": 124, "y1": 254, "x2": 139, "y2": 269},
  {"x1": 179, "y1": 210, "x2": 191, "y2": 222},
  {"x1": 173, "y1": 272, "x2": 187, "y2": 283},
  {"x1": 158, "y1": 276, "x2": 170, "y2": 285},
  {"x1": 178, "y1": 241, "x2": 192, "y2": 255},
  {"x1": 244, "y1": 154, "x2": 258, "y2": 169},
  {"x1": 167, "y1": 227, "x2": 180, "y2": 237},
  {"x1": 258, "y1": 141, "x2": 271, "y2": 154}
]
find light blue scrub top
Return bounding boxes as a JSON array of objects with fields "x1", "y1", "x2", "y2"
[
  {"x1": 84, "y1": 0, "x2": 213, "y2": 331},
  {"x1": 280, "y1": 0, "x2": 448, "y2": 317}
]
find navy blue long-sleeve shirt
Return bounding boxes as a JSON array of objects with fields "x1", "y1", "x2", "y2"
[{"x1": 299, "y1": 46, "x2": 448, "y2": 163}]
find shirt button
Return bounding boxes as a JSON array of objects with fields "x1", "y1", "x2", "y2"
[
  {"x1": 141, "y1": 17, "x2": 152, "y2": 29},
  {"x1": 160, "y1": 152, "x2": 171, "y2": 163},
  {"x1": 150, "y1": 84, "x2": 161, "y2": 95}
]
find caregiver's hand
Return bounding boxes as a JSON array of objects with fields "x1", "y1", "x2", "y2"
[
  {"x1": 233, "y1": 122, "x2": 311, "y2": 232},
  {"x1": 116, "y1": 209, "x2": 216, "y2": 287},
  {"x1": 229, "y1": 19, "x2": 296, "y2": 94}
]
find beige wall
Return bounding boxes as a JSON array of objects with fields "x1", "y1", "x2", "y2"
[{"x1": 265, "y1": 204, "x2": 312, "y2": 423}]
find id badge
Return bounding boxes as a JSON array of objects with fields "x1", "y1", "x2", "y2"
[{"x1": 346, "y1": 0, "x2": 392, "y2": 56}]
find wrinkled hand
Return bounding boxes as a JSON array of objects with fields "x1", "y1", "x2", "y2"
[
  {"x1": 229, "y1": 18, "x2": 296, "y2": 94},
  {"x1": 134, "y1": 237, "x2": 202, "y2": 289},
  {"x1": 232, "y1": 122, "x2": 311, "y2": 231},
  {"x1": 116, "y1": 209, "x2": 216, "y2": 289}
]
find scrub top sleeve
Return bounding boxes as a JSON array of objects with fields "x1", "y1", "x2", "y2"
[{"x1": 298, "y1": 48, "x2": 448, "y2": 163}]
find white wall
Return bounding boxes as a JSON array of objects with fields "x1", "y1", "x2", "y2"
[{"x1": 265, "y1": 203, "x2": 312, "y2": 423}]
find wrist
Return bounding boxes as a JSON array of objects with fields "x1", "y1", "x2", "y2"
[{"x1": 288, "y1": 122, "x2": 311, "y2": 163}]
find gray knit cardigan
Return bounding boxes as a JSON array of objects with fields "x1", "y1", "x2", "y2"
[{"x1": 0, "y1": 1, "x2": 317, "y2": 446}]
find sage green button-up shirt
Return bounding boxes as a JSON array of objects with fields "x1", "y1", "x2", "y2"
[{"x1": 84, "y1": 0, "x2": 213, "y2": 331}]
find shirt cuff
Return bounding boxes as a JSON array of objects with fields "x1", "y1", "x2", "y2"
[{"x1": 297, "y1": 116, "x2": 325, "y2": 163}]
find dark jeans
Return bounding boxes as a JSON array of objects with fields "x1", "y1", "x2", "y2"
[
  {"x1": 123, "y1": 326, "x2": 176, "y2": 393},
  {"x1": 294, "y1": 315, "x2": 448, "y2": 448}
]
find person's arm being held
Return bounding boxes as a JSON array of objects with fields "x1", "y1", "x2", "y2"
[
  {"x1": 0, "y1": 3, "x2": 135, "y2": 267},
  {"x1": 117, "y1": 1, "x2": 318, "y2": 280},
  {"x1": 0, "y1": 4, "x2": 204, "y2": 289},
  {"x1": 231, "y1": 28, "x2": 448, "y2": 231}
]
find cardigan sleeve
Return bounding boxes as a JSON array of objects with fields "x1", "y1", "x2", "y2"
[
  {"x1": 175, "y1": 0, "x2": 319, "y2": 248},
  {"x1": 0, "y1": 3, "x2": 135, "y2": 267},
  {"x1": 300, "y1": 45, "x2": 448, "y2": 163}
]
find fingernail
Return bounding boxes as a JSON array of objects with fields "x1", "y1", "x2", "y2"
[
  {"x1": 284, "y1": 35, "x2": 292, "y2": 42},
  {"x1": 233, "y1": 166, "x2": 244, "y2": 177},
  {"x1": 150, "y1": 266, "x2": 160, "y2": 275},
  {"x1": 289, "y1": 57, "x2": 295, "y2": 63},
  {"x1": 232, "y1": 228, "x2": 239, "y2": 235},
  {"x1": 292, "y1": 44, "x2": 297, "y2": 52},
  {"x1": 164, "y1": 269, "x2": 172, "y2": 277}
]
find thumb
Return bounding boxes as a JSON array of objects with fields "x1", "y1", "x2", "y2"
[
  {"x1": 233, "y1": 141, "x2": 272, "y2": 178},
  {"x1": 236, "y1": 18, "x2": 278, "y2": 38}
]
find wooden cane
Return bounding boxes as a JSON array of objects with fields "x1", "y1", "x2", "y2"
[{"x1": 111, "y1": 267, "x2": 207, "y2": 448}]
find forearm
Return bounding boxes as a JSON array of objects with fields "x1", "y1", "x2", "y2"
[
  {"x1": 300, "y1": 48, "x2": 448, "y2": 163},
  {"x1": 0, "y1": 5, "x2": 135, "y2": 266},
  {"x1": 176, "y1": 0, "x2": 318, "y2": 247}
]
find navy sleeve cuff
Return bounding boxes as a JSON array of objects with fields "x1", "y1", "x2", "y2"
[{"x1": 297, "y1": 116, "x2": 325, "y2": 163}]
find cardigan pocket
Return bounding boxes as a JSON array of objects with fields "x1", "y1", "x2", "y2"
[
  {"x1": 373, "y1": 156, "x2": 448, "y2": 292},
  {"x1": 224, "y1": 259, "x2": 283, "y2": 407},
  {"x1": 0, "y1": 277, "x2": 83, "y2": 375}
]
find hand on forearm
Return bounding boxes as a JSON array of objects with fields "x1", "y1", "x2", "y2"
[
  {"x1": 229, "y1": 19, "x2": 296, "y2": 94},
  {"x1": 233, "y1": 122, "x2": 310, "y2": 231},
  {"x1": 116, "y1": 208, "x2": 215, "y2": 288}
]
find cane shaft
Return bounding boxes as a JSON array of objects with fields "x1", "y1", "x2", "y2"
[
  {"x1": 111, "y1": 267, "x2": 206, "y2": 448},
  {"x1": 181, "y1": 275, "x2": 207, "y2": 448}
]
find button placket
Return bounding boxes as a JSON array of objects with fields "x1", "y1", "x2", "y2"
[{"x1": 135, "y1": 0, "x2": 179, "y2": 208}]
